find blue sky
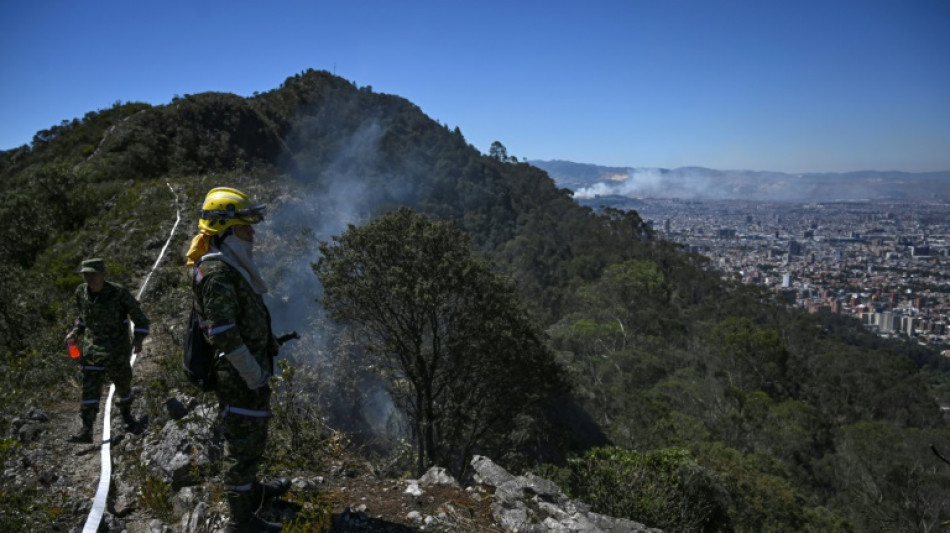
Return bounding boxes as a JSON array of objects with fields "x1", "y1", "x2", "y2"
[{"x1": 2, "y1": 0, "x2": 948, "y2": 173}]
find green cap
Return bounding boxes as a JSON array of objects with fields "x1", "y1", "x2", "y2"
[{"x1": 79, "y1": 258, "x2": 105, "y2": 273}]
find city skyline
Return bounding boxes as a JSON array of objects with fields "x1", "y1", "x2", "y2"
[{"x1": 628, "y1": 196, "x2": 950, "y2": 349}]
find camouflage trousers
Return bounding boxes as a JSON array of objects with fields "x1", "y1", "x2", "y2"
[
  {"x1": 78, "y1": 355, "x2": 133, "y2": 418},
  {"x1": 215, "y1": 360, "x2": 272, "y2": 493}
]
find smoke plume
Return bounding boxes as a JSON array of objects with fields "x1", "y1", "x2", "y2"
[
  {"x1": 254, "y1": 115, "x2": 410, "y2": 446},
  {"x1": 572, "y1": 168, "x2": 719, "y2": 200}
]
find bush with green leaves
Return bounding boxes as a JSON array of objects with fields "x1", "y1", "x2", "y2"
[
  {"x1": 268, "y1": 359, "x2": 335, "y2": 471},
  {"x1": 543, "y1": 446, "x2": 731, "y2": 533}
]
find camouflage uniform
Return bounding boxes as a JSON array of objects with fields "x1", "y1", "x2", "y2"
[
  {"x1": 70, "y1": 280, "x2": 150, "y2": 428},
  {"x1": 192, "y1": 257, "x2": 279, "y2": 495}
]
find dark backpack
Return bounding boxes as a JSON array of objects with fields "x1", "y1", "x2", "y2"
[
  {"x1": 183, "y1": 257, "x2": 218, "y2": 391},
  {"x1": 182, "y1": 304, "x2": 216, "y2": 391}
]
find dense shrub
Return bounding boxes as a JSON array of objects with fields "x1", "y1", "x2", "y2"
[{"x1": 543, "y1": 446, "x2": 731, "y2": 532}]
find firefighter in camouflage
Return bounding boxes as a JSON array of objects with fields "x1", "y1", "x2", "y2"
[
  {"x1": 186, "y1": 187, "x2": 288, "y2": 533},
  {"x1": 66, "y1": 258, "x2": 149, "y2": 443}
]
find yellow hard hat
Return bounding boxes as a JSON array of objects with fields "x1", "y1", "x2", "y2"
[{"x1": 198, "y1": 187, "x2": 266, "y2": 235}]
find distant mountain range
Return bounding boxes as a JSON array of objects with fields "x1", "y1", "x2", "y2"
[{"x1": 530, "y1": 160, "x2": 950, "y2": 202}]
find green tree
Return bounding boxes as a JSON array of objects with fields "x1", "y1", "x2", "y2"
[
  {"x1": 708, "y1": 317, "x2": 789, "y2": 398},
  {"x1": 830, "y1": 421, "x2": 950, "y2": 532},
  {"x1": 489, "y1": 140, "x2": 509, "y2": 161},
  {"x1": 314, "y1": 207, "x2": 566, "y2": 475},
  {"x1": 575, "y1": 258, "x2": 670, "y2": 339}
]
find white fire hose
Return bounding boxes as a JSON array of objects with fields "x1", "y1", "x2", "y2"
[{"x1": 82, "y1": 183, "x2": 181, "y2": 533}]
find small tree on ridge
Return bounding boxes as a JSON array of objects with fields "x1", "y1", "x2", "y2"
[{"x1": 314, "y1": 207, "x2": 565, "y2": 475}]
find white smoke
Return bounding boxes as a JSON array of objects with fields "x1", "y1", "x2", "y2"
[
  {"x1": 572, "y1": 181, "x2": 616, "y2": 198},
  {"x1": 259, "y1": 120, "x2": 384, "y2": 353},
  {"x1": 572, "y1": 168, "x2": 719, "y2": 200},
  {"x1": 255, "y1": 116, "x2": 409, "y2": 445}
]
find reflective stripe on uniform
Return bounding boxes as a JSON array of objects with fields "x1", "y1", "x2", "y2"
[
  {"x1": 81, "y1": 399, "x2": 100, "y2": 405},
  {"x1": 116, "y1": 395, "x2": 133, "y2": 404},
  {"x1": 206, "y1": 323, "x2": 235, "y2": 335},
  {"x1": 134, "y1": 327, "x2": 149, "y2": 334},
  {"x1": 223, "y1": 405, "x2": 272, "y2": 418},
  {"x1": 80, "y1": 365, "x2": 106, "y2": 371},
  {"x1": 224, "y1": 482, "x2": 254, "y2": 492}
]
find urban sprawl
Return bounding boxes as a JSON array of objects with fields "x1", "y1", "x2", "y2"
[{"x1": 632, "y1": 199, "x2": 950, "y2": 353}]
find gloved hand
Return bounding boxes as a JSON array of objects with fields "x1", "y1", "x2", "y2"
[{"x1": 224, "y1": 344, "x2": 270, "y2": 390}]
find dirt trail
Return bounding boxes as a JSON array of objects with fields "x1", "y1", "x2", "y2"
[
  {"x1": 38, "y1": 182, "x2": 186, "y2": 531},
  {"x1": 16, "y1": 335, "x2": 165, "y2": 532}
]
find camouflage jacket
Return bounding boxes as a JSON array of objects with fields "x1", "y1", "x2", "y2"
[
  {"x1": 192, "y1": 257, "x2": 278, "y2": 373},
  {"x1": 71, "y1": 281, "x2": 150, "y2": 363}
]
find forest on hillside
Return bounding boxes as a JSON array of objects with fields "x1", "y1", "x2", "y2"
[{"x1": 1, "y1": 69, "x2": 949, "y2": 532}]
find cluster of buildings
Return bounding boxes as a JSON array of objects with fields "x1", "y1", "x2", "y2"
[{"x1": 636, "y1": 198, "x2": 950, "y2": 352}]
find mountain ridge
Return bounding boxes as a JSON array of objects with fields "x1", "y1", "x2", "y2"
[
  {"x1": 1, "y1": 69, "x2": 948, "y2": 532},
  {"x1": 530, "y1": 159, "x2": 950, "y2": 202}
]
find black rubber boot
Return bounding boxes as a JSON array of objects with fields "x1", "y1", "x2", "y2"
[
  {"x1": 225, "y1": 491, "x2": 282, "y2": 533},
  {"x1": 119, "y1": 404, "x2": 138, "y2": 432},
  {"x1": 68, "y1": 426, "x2": 92, "y2": 443},
  {"x1": 68, "y1": 412, "x2": 94, "y2": 443},
  {"x1": 254, "y1": 477, "x2": 291, "y2": 501}
]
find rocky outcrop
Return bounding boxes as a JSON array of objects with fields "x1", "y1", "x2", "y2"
[
  {"x1": 166, "y1": 454, "x2": 663, "y2": 532},
  {"x1": 470, "y1": 455, "x2": 663, "y2": 533},
  {"x1": 4, "y1": 396, "x2": 659, "y2": 532},
  {"x1": 140, "y1": 402, "x2": 221, "y2": 489},
  {"x1": 10, "y1": 408, "x2": 50, "y2": 443}
]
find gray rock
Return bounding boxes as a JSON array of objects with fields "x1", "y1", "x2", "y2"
[
  {"x1": 180, "y1": 501, "x2": 209, "y2": 532},
  {"x1": 101, "y1": 512, "x2": 125, "y2": 532},
  {"x1": 11, "y1": 409, "x2": 50, "y2": 442},
  {"x1": 404, "y1": 479, "x2": 423, "y2": 496},
  {"x1": 26, "y1": 408, "x2": 51, "y2": 422},
  {"x1": 38, "y1": 469, "x2": 58, "y2": 485},
  {"x1": 471, "y1": 454, "x2": 516, "y2": 486},
  {"x1": 589, "y1": 511, "x2": 658, "y2": 533},
  {"x1": 291, "y1": 476, "x2": 314, "y2": 490},
  {"x1": 141, "y1": 405, "x2": 220, "y2": 488},
  {"x1": 173, "y1": 486, "x2": 198, "y2": 516},
  {"x1": 147, "y1": 518, "x2": 174, "y2": 532},
  {"x1": 111, "y1": 479, "x2": 137, "y2": 517},
  {"x1": 16, "y1": 422, "x2": 45, "y2": 443},
  {"x1": 418, "y1": 465, "x2": 459, "y2": 487}
]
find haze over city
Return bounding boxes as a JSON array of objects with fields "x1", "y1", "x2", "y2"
[{"x1": 2, "y1": 0, "x2": 948, "y2": 174}]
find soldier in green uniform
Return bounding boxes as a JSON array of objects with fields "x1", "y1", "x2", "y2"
[
  {"x1": 66, "y1": 258, "x2": 150, "y2": 443},
  {"x1": 186, "y1": 187, "x2": 288, "y2": 533}
]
